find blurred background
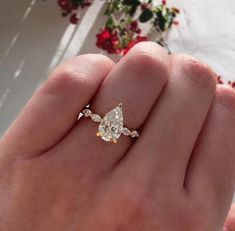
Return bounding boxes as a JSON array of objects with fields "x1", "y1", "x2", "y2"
[{"x1": 0, "y1": 0, "x2": 235, "y2": 135}]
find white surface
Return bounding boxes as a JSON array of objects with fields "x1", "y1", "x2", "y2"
[{"x1": 0, "y1": 0, "x2": 235, "y2": 201}]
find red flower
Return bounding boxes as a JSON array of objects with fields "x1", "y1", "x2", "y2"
[
  {"x1": 58, "y1": 0, "x2": 72, "y2": 14},
  {"x1": 58, "y1": 0, "x2": 69, "y2": 8},
  {"x1": 96, "y1": 28, "x2": 120, "y2": 54},
  {"x1": 162, "y1": 0, "x2": 167, "y2": 6},
  {"x1": 70, "y1": 13, "x2": 79, "y2": 24},
  {"x1": 130, "y1": 21, "x2": 141, "y2": 34},
  {"x1": 96, "y1": 29, "x2": 111, "y2": 47},
  {"x1": 136, "y1": 35, "x2": 148, "y2": 42},
  {"x1": 57, "y1": 0, "x2": 91, "y2": 24},
  {"x1": 123, "y1": 36, "x2": 148, "y2": 55},
  {"x1": 101, "y1": 29, "x2": 111, "y2": 40}
]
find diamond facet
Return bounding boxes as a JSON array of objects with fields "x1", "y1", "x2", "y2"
[{"x1": 98, "y1": 104, "x2": 124, "y2": 142}]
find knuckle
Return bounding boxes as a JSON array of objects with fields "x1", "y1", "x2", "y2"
[
  {"x1": 43, "y1": 64, "x2": 89, "y2": 96},
  {"x1": 53, "y1": 61, "x2": 88, "y2": 82},
  {"x1": 175, "y1": 54, "x2": 217, "y2": 90},
  {"x1": 41, "y1": 54, "x2": 113, "y2": 95},
  {"x1": 51, "y1": 63, "x2": 83, "y2": 83},
  {"x1": 125, "y1": 42, "x2": 169, "y2": 85}
]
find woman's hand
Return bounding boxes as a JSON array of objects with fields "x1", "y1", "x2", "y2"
[{"x1": 0, "y1": 42, "x2": 234, "y2": 231}]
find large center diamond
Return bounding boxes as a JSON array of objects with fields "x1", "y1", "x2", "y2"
[{"x1": 98, "y1": 104, "x2": 124, "y2": 142}]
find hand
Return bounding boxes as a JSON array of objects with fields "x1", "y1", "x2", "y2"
[{"x1": 0, "y1": 42, "x2": 234, "y2": 231}]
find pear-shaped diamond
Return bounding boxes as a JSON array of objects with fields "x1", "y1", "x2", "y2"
[{"x1": 98, "y1": 104, "x2": 124, "y2": 142}]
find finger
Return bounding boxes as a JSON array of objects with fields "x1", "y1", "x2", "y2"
[
  {"x1": 186, "y1": 86, "x2": 235, "y2": 223},
  {"x1": 224, "y1": 203, "x2": 235, "y2": 231},
  {"x1": 58, "y1": 42, "x2": 169, "y2": 171},
  {"x1": 1, "y1": 54, "x2": 114, "y2": 157},
  {"x1": 122, "y1": 54, "x2": 216, "y2": 187}
]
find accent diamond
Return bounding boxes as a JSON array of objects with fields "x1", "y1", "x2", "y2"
[
  {"x1": 83, "y1": 109, "x2": 91, "y2": 117},
  {"x1": 131, "y1": 130, "x2": 139, "y2": 138},
  {"x1": 122, "y1": 127, "x2": 131, "y2": 136},
  {"x1": 91, "y1": 114, "x2": 102, "y2": 122},
  {"x1": 98, "y1": 104, "x2": 123, "y2": 142}
]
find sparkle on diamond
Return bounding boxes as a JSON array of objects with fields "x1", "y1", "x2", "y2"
[{"x1": 98, "y1": 105, "x2": 123, "y2": 142}]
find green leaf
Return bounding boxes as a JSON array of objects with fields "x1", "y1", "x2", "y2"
[
  {"x1": 122, "y1": 36, "x2": 131, "y2": 47},
  {"x1": 105, "y1": 16, "x2": 115, "y2": 29},
  {"x1": 139, "y1": 8, "x2": 153, "y2": 23},
  {"x1": 123, "y1": 0, "x2": 140, "y2": 6},
  {"x1": 71, "y1": 0, "x2": 84, "y2": 5},
  {"x1": 129, "y1": 4, "x2": 138, "y2": 16},
  {"x1": 104, "y1": 1, "x2": 122, "y2": 16},
  {"x1": 123, "y1": 0, "x2": 140, "y2": 16},
  {"x1": 156, "y1": 10, "x2": 167, "y2": 31}
]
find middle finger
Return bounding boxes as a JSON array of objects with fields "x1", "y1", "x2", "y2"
[{"x1": 57, "y1": 42, "x2": 169, "y2": 173}]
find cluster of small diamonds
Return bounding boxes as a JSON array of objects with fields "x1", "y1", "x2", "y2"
[
  {"x1": 122, "y1": 127, "x2": 139, "y2": 138},
  {"x1": 82, "y1": 108, "x2": 139, "y2": 138}
]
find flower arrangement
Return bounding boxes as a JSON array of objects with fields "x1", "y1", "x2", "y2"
[
  {"x1": 57, "y1": 0, "x2": 179, "y2": 55},
  {"x1": 55, "y1": 0, "x2": 234, "y2": 88},
  {"x1": 95, "y1": 0, "x2": 179, "y2": 55}
]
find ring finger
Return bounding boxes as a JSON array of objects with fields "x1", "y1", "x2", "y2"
[{"x1": 57, "y1": 42, "x2": 169, "y2": 173}]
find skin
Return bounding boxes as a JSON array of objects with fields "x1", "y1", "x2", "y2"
[
  {"x1": 0, "y1": 42, "x2": 234, "y2": 231},
  {"x1": 224, "y1": 204, "x2": 235, "y2": 231}
]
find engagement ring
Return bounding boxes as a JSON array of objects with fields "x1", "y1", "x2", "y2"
[{"x1": 82, "y1": 103, "x2": 139, "y2": 143}]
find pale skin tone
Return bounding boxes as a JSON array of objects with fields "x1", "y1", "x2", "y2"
[{"x1": 0, "y1": 42, "x2": 234, "y2": 231}]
